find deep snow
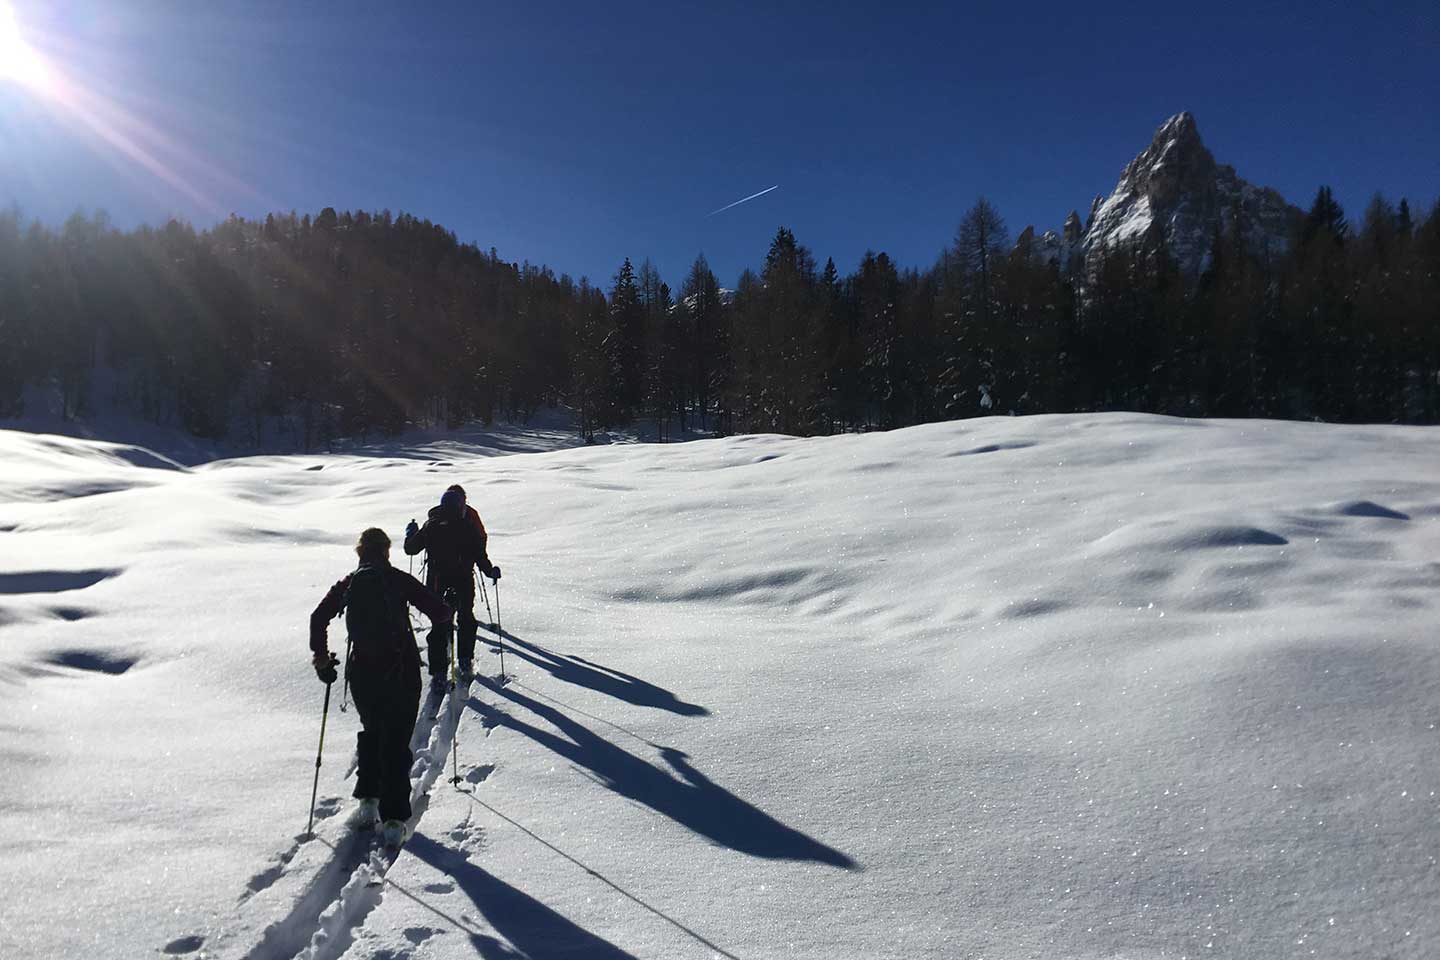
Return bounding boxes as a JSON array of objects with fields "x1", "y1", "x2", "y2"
[{"x1": 0, "y1": 414, "x2": 1436, "y2": 959}]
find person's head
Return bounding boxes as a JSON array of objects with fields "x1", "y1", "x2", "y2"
[
  {"x1": 440, "y1": 489, "x2": 465, "y2": 518},
  {"x1": 445, "y1": 483, "x2": 467, "y2": 504},
  {"x1": 354, "y1": 527, "x2": 391, "y2": 564}
]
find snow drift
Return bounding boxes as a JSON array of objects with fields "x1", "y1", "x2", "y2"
[{"x1": 0, "y1": 414, "x2": 1435, "y2": 959}]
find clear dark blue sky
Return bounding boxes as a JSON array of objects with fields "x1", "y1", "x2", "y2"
[{"x1": 1, "y1": 0, "x2": 1435, "y2": 291}]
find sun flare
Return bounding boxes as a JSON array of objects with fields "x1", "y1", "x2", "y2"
[{"x1": 0, "y1": 2, "x2": 51, "y2": 92}]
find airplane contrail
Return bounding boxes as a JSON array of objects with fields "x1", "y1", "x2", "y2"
[{"x1": 707, "y1": 184, "x2": 779, "y2": 217}]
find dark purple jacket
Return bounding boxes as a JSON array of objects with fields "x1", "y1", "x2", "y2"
[{"x1": 310, "y1": 561, "x2": 452, "y2": 658}]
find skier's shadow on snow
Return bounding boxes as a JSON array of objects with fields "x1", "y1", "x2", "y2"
[
  {"x1": 480, "y1": 629, "x2": 708, "y2": 717},
  {"x1": 403, "y1": 832, "x2": 639, "y2": 960},
  {"x1": 476, "y1": 678, "x2": 858, "y2": 869}
]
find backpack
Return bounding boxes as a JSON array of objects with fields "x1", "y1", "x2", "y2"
[
  {"x1": 424, "y1": 515, "x2": 473, "y2": 580},
  {"x1": 344, "y1": 565, "x2": 410, "y2": 665}
]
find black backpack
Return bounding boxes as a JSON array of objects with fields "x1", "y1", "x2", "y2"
[
  {"x1": 344, "y1": 565, "x2": 410, "y2": 664},
  {"x1": 424, "y1": 515, "x2": 472, "y2": 580}
]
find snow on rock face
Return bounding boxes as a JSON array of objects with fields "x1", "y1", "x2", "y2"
[
  {"x1": 1019, "y1": 214, "x2": 1084, "y2": 272},
  {"x1": 1022, "y1": 112, "x2": 1300, "y2": 277},
  {"x1": 1084, "y1": 112, "x2": 1299, "y2": 275}
]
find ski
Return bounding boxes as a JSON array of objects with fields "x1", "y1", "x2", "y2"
[
  {"x1": 334, "y1": 826, "x2": 381, "y2": 873},
  {"x1": 365, "y1": 830, "x2": 409, "y2": 886}
]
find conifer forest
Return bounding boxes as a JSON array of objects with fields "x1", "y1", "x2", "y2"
[{"x1": 1, "y1": 190, "x2": 1437, "y2": 446}]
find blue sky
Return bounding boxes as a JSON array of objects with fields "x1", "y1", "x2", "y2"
[{"x1": 1, "y1": 0, "x2": 1435, "y2": 291}]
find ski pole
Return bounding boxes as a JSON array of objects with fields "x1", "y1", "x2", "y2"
[
  {"x1": 339, "y1": 633, "x2": 354, "y2": 713},
  {"x1": 443, "y1": 587, "x2": 455, "y2": 690},
  {"x1": 410, "y1": 554, "x2": 429, "y2": 635},
  {"x1": 446, "y1": 587, "x2": 462, "y2": 786},
  {"x1": 494, "y1": 576, "x2": 505, "y2": 683},
  {"x1": 451, "y1": 618, "x2": 460, "y2": 783},
  {"x1": 306, "y1": 676, "x2": 334, "y2": 837},
  {"x1": 477, "y1": 568, "x2": 494, "y2": 630},
  {"x1": 450, "y1": 684, "x2": 462, "y2": 787}
]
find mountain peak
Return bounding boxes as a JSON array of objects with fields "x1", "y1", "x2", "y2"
[
  {"x1": 1118, "y1": 112, "x2": 1217, "y2": 208},
  {"x1": 1154, "y1": 110, "x2": 1200, "y2": 145},
  {"x1": 1019, "y1": 112, "x2": 1301, "y2": 277},
  {"x1": 1078, "y1": 112, "x2": 1299, "y2": 275}
]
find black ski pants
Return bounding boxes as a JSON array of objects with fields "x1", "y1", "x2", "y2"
[
  {"x1": 427, "y1": 572, "x2": 476, "y2": 675},
  {"x1": 349, "y1": 665, "x2": 421, "y2": 823}
]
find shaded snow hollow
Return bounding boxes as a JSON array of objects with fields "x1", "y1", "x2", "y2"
[{"x1": 0, "y1": 414, "x2": 1436, "y2": 959}]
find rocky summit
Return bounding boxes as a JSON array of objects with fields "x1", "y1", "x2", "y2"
[{"x1": 1030, "y1": 112, "x2": 1301, "y2": 277}]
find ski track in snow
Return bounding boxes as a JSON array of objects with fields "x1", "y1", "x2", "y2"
[{"x1": 187, "y1": 668, "x2": 501, "y2": 960}]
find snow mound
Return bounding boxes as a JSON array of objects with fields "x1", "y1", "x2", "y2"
[
  {"x1": 1332, "y1": 499, "x2": 1410, "y2": 520},
  {"x1": 1, "y1": 414, "x2": 1437, "y2": 960}
]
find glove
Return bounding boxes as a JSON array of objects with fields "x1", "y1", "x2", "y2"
[
  {"x1": 313, "y1": 651, "x2": 339, "y2": 685},
  {"x1": 405, "y1": 520, "x2": 419, "y2": 539},
  {"x1": 488, "y1": 565, "x2": 501, "y2": 582}
]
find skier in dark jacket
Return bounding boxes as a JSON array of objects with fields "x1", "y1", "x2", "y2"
[
  {"x1": 403, "y1": 488, "x2": 500, "y2": 683},
  {"x1": 446, "y1": 483, "x2": 490, "y2": 552},
  {"x1": 448, "y1": 483, "x2": 500, "y2": 634},
  {"x1": 311, "y1": 527, "x2": 451, "y2": 845}
]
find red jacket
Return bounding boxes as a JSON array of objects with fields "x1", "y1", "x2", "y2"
[
  {"x1": 465, "y1": 504, "x2": 487, "y2": 541},
  {"x1": 465, "y1": 505, "x2": 493, "y2": 572}
]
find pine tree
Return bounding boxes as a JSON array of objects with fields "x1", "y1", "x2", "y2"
[
  {"x1": 938, "y1": 198, "x2": 1009, "y2": 417},
  {"x1": 855, "y1": 251, "x2": 903, "y2": 427},
  {"x1": 752, "y1": 227, "x2": 821, "y2": 434},
  {"x1": 608, "y1": 258, "x2": 645, "y2": 422},
  {"x1": 0, "y1": 209, "x2": 26, "y2": 416},
  {"x1": 815, "y1": 256, "x2": 856, "y2": 432},
  {"x1": 571, "y1": 280, "x2": 611, "y2": 441},
  {"x1": 1302, "y1": 186, "x2": 1349, "y2": 248},
  {"x1": 1291, "y1": 186, "x2": 1355, "y2": 418},
  {"x1": 680, "y1": 254, "x2": 725, "y2": 428},
  {"x1": 636, "y1": 259, "x2": 675, "y2": 438},
  {"x1": 994, "y1": 239, "x2": 1064, "y2": 415}
]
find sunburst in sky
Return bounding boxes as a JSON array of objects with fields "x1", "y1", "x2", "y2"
[
  {"x1": 0, "y1": 1, "x2": 267, "y2": 220},
  {"x1": 0, "y1": 1, "x2": 51, "y2": 92}
]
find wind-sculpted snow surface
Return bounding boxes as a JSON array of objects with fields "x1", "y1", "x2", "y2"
[{"x1": 0, "y1": 414, "x2": 1437, "y2": 959}]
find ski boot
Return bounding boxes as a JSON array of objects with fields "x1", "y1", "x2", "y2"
[
  {"x1": 381, "y1": 819, "x2": 408, "y2": 848},
  {"x1": 347, "y1": 797, "x2": 380, "y2": 830}
]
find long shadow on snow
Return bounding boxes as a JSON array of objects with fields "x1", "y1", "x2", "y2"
[
  {"x1": 480, "y1": 630, "x2": 708, "y2": 716},
  {"x1": 405, "y1": 832, "x2": 639, "y2": 959},
  {"x1": 455, "y1": 791, "x2": 744, "y2": 958},
  {"x1": 476, "y1": 678, "x2": 857, "y2": 869}
]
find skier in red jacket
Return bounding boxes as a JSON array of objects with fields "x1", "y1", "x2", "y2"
[
  {"x1": 447, "y1": 484, "x2": 492, "y2": 556},
  {"x1": 403, "y1": 487, "x2": 499, "y2": 684}
]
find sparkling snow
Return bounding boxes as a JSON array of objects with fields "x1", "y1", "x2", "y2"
[{"x1": 1, "y1": 414, "x2": 1436, "y2": 959}]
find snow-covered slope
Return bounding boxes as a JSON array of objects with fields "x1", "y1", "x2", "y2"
[{"x1": 1, "y1": 415, "x2": 1436, "y2": 959}]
